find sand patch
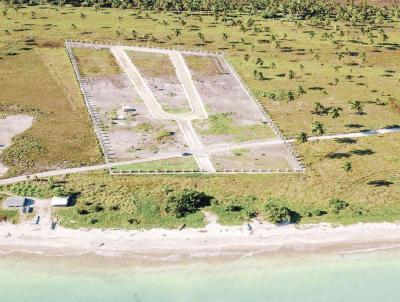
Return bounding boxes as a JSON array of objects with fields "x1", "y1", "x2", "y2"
[{"x1": 0, "y1": 115, "x2": 34, "y2": 176}]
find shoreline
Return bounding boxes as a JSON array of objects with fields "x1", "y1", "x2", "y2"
[{"x1": 2, "y1": 219, "x2": 400, "y2": 263}]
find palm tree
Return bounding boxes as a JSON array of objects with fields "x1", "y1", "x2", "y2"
[
  {"x1": 360, "y1": 51, "x2": 367, "y2": 66},
  {"x1": 329, "y1": 107, "x2": 343, "y2": 119},
  {"x1": 297, "y1": 85, "x2": 306, "y2": 96},
  {"x1": 80, "y1": 13, "x2": 86, "y2": 21},
  {"x1": 255, "y1": 57, "x2": 263, "y2": 66},
  {"x1": 334, "y1": 78, "x2": 339, "y2": 85},
  {"x1": 222, "y1": 32, "x2": 228, "y2": 40},
  {"x1": 244, "y1": 54, "x2": 250, "y2": 61},
  {"x1": 131, "y1": 30, "x2": 137, "y2": 40},
  {"x1": 197, "y1": 32, "x2": 205, "y2": 45},
  {"x1": 313, "y1": 102, "x2": 325, "y2": 115},
  {"x1": 349, "y1": 100, "x2": 364, "y2": 114},
  {"x1": 342, "y1": 162, "x2": 353, "y2": 172},
  {"x1": 288, "y1": 70, "x2": 295, "y2": 80},
  {"x1": 71, "y1": 24, "x2": 77, "y2": 31},
  {"x1": 311, "y1": 122, "x2": 325, "y2": 136},
  {"x1": 175, "y1": 28, "x2": 181, "y2": 37},
  {"x1": 296, "y1": 132, "x2": 308, "y2": 143}
]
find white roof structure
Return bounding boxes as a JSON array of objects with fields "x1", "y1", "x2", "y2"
[
  {"x1": 51, "y1": 196, "x2": 69, "y2": 207},
  {"x1": 5, "y1": 197, "x2": 27, "y2": 207},
  {"x1": 122, "y1": 105, "x2": 135, "y2": 112}
]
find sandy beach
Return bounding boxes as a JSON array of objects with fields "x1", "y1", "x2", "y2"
[{"x1": 2, "y1": 215, "x2": 400, "y2": 261}]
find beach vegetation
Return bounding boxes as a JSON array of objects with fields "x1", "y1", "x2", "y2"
[
  {"x1": 262, "y1": 198, "x2": 292, "y2": 224},
  {"x1": 329, "y1": 198, "x2": 349, "y2": 214},
  {"x1": 209, "y1": 195, "x2": 257, "y2": 225},
  {"x1": 165, "y1": 189, "x2": 211, "y2": 218}
]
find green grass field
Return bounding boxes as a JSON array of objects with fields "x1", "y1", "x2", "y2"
[
  {"x1": 0, "y1": 4, "x2": 399, "y2": 227},
  {"x1": 111, "y1": 157, "x2": 199, "y2": 172},
  {"x1": 73, "y1": 48, "x2": 121, "y2": 76}
]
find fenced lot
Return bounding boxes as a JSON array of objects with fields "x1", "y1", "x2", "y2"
[{"x1": 66, "y1": 40, "x2": 303, "y2": 174}]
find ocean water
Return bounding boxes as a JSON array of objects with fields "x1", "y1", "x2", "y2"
[{"x1": 1, "y1": 249, "x2": 400, "y2": 302}]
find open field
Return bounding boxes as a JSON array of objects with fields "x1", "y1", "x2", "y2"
[
  {"x1": 1, "y1": 5, "x2": 398, "y2": 171},
  {"x1": 0, "y1": 39, "x2": 103, "y2": 177},
  {"x1": 0, "y1": 4, "x2": 398, "y2": 226}
]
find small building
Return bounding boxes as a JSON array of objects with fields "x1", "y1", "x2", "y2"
[
  {"x1": 5, "y1": 197, "x2": 27, "y2": 208},
  {"x1": 51, "y1": 196, "x2": 70, "y2": 207},
  {"x1": 122, "y1": 105, "x2": 135, "y2": 113}
]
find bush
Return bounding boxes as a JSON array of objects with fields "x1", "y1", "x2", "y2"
[
  {"x1": 155, "y1": 129, "x2": 172, "y2": 141},
  {"x1": 305, "y1": 208, "x2": 326, "y2": 217},
  {"x1": 0, "y1": 209, "x2": 19, "y2": 224},
  {"x1": 329, "y1": 198, "x2": 349, "y2": 214},
  {"x1": 262, "y1": 199, "x2": 292, "y2": 224},
  {"x1": 165, "y1": 189, "x2": 211, "y2": 218},
  {"x1": 223, "y1": 201, "x2": 243, "y2": 212}
]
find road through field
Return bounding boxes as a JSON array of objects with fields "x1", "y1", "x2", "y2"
[
  {"x1": 0, "y1": 152, "x2": 186, "y2": 186},
  {"x1": 0, "y1": 127, "x2": 398, "y2": 185},
  {"x1": 178, "y1": 121, "x2": 216, "y2": 172},
  {"x1": 169, "y1": 51, "x2": 208, "y2": 120}
]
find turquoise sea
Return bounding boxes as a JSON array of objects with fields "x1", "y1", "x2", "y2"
[{"x1": 1, "y1": 248, "x2": 400, "y2": 302}]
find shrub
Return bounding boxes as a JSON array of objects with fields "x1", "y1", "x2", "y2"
[
  {"x1": 223, "y1": 200, "x2": 243, "y2": 212},
  {"x1": 155, "y1": 129, "x2": 172, "y2": 141},
  {"x1": 0, "y1": 209, "x2": 19, "y2": 224},
  {"x1": 329, "y1": 198, "x2": 349, "y2": 214},
  {"x1": 304, "y1": 209, "x2": 326, "y2": 217},
  {"x1": 262, "y1": 199, "x2": 292, "y2": 224},
  {"x1": 165, "y1": 189, "x2": 211, "y2": 218}
]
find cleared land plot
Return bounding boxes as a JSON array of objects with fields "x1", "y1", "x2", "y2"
[
  {"x1": 211, "y1": 145, "x2": 294, "y2": 172},
  {"x1": 126, "y1": 50, "x2": 192, "y2": 114},
  {"x1": 71, "y1": 43, "x2": 295, "y2": 172},
  {"x1": 111, "y1": 156, "x2": 199, "y2": 172},
  {"x1": 73, "y1": 48, "x2": 188, "y2": 162},
  {"x1": 185, "y1": 55, "x2": 276, "y2": 145}
]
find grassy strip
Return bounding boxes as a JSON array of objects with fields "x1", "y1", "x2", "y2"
[
  {"x1": 184, "y1": 55, "x2": 224, "y2": 77},
  {"x1": 112, "y1": 157, "x2": 199, "y2": 172},
  {"x1": 73, "y1": 48, "x2": 121, "y2": 76},
  {"x1": 126, "y1": 50, "x2": 176, "y2": 78}
]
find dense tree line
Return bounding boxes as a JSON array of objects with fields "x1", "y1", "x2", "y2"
[{"x1": 2, "y1": 0, "x2": 400, "y2": 22}]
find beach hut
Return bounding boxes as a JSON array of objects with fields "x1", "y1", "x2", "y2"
[
  {"x1": 5, "y1": 197, "x2": 27, "y2": 208},
  {"x1": 122, "y1": 105, "x2": 135, "y2": 113},
  {"x1": 51, "y1": 196, "x2": 70, "y2": 207}
]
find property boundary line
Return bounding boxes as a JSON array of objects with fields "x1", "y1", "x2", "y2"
[{"x1": 65, "y1": 40, "x2": 305, "y2": 174}]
